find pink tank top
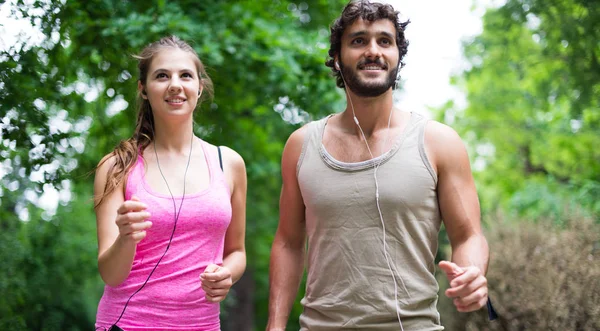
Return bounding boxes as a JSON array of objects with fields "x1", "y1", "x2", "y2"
[{"x1": 95, "y1": 139, "x2": 232, "y2": 331}]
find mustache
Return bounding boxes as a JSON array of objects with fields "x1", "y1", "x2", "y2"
[{"x1": 357, "y1": 59, "x2": 388, "y2": 69}]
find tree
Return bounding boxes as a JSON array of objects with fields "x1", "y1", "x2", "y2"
[
  {"x1": 440, "y1": 0, "x2": 600, "y2": 220},
  {"x1": 0, "y1": 0, "x2": 348, "y2": 329}
]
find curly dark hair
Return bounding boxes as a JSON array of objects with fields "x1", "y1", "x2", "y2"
[{"x1": 326, "y1": 0, "x2": 410, "y2": 89}]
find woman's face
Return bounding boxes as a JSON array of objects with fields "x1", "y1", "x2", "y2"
[{"x1": 140, "y1": 48, "x2": 202, "y2": 121}]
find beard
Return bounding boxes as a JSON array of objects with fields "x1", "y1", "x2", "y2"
[{"x1": 340, "y1": 59, "x2": 398, "y2": 97}]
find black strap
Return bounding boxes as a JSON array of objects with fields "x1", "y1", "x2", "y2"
[
  {"x1": 487, "y1": 297, "x2": 498, "y2": 320},
  {"x1": 217, "y1": 146, "x2": 223, "y2": 171}
]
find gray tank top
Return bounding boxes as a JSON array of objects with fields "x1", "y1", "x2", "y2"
[{"x1": 297, "y1": 112, "x2": 444, "y2": 330}]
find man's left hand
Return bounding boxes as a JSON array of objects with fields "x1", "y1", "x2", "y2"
[{"x1": 439, "y1": 260, "x2": 488, "y2": 312}]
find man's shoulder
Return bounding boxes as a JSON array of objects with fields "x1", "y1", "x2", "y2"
[
  {"x1": 303, "y1": 115, "x2": 331, "y2": 129},
  {"x1": 424, "y1": 120, "x2": 470, "y2": 172},
  {"x1": 424, "y1": 120, "x2": 463, "y2": 144},
  {"x1": 286, "y1": 115, "x2": 330, "y2": 144}
]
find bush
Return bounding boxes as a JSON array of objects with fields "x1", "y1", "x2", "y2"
[{"x1": 438, "y1": 215, "x2": 600, "y2": 331}]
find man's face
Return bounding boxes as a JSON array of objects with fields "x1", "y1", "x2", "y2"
[{"x1": 338, "y1": 18, "x2": 399, "y2": 97}]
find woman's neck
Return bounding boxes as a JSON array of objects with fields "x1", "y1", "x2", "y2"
[{"x1": 152, "y1": 120, "x2": 195, "y2": 154}]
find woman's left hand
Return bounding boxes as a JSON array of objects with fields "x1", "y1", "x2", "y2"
[{"x1": 200, "y1": 264, "x2": 233, "y2": 302}]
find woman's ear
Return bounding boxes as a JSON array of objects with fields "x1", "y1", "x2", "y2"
[{"x1": 138, "y1": 81, "x2": 147, "y2": 99}]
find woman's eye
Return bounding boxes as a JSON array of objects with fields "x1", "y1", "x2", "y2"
[
  {"x1": 156, "y1": 73, "x2": 168, "y2": 78},
  {"x1": 182, "y1": 73, "x2": 193, "y2": 78}
]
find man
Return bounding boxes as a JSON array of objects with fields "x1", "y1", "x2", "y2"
[{"x1": 267, "y1": 1, "x2": 490, "y2": 330}]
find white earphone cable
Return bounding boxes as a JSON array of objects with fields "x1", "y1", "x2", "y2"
[{"x1": 338, "y1": 62, "x2": 406, "y2": 331}]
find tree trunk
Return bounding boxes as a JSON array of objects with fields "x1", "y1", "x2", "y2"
[{"x1": 221, "y1": 268, "x2": 255, "y2": 331}]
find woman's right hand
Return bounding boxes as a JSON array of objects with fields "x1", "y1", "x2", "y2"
[{"x1": 115, "y1": 195, "x2": 152, "y2": 244}]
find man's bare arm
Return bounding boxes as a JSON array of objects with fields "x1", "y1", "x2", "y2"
[
  {"x1": 425, "y1": 121, "x2": 489, "y2": 312},
  {"x1": 267, "y1": 127, "x2": 308, "y2": 330}
]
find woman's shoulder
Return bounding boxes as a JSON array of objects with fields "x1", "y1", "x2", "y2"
[
  {"x1": 96, "y1": 152, "x2": 118, "y2": 175},
  {"x1": 200, "y1": 139, "x2": 244, "y2": 168}
]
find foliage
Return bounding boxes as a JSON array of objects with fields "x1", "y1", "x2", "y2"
[
  {"x1": 434, "y1": 1, "x2": 600, "y2": 328},
  {"x1": 0, "y1": 0, "x2": 347, "y2": 329},
  {"x1": 3, "y1": 0, "x2": 597, "y2": 329},
  {"x1": 438, "y1": 214, "x2": 600, "y2": 330},
  {"x1": 0, "y1": 183, "x2": 99, "y2": 330},
  {"x1": 438, "y1": 0, "x2": 600, "y2": 219}
]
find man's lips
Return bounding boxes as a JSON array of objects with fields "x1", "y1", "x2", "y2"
[{"x1": 358, "y1": 62, "x2": 387, "y2": 70}]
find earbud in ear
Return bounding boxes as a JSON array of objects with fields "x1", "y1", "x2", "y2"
[
  {"x1": 335, "y1": 61, "x2": 340, "y2": 71},
  {"x1": 198, "y1": 90, "x2": 201, "y2": 96}
]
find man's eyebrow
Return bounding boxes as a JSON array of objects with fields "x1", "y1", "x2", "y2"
[
  {"x1": 347, "y1": 30, "x2": 367, "y2": 39},
  {"x1": 347, "y1": 30, "x2": 395, "y2": 39},
  {"x1": 379, "y1": 31, "x2": 395, "y2": 39}
]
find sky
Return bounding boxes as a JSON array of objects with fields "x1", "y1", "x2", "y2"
[
  {"x1": 0, "y1": 0, "x2": 501, "y2": 218},
  {"x1": 385, "y1": 0, "x2": 499, "y2": 117}
]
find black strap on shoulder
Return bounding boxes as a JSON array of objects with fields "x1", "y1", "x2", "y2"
[{"x1": 217, "y1": 146, "x2": 223, "y2": 171}]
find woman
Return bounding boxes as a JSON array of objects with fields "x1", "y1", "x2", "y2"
[{"x1": 94, "y1": 36, "x2": 246, "y2": 331}]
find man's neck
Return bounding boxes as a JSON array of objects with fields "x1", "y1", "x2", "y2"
[{"x1": 341, "y1": 89, "x2": 395, "y2": 137}]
